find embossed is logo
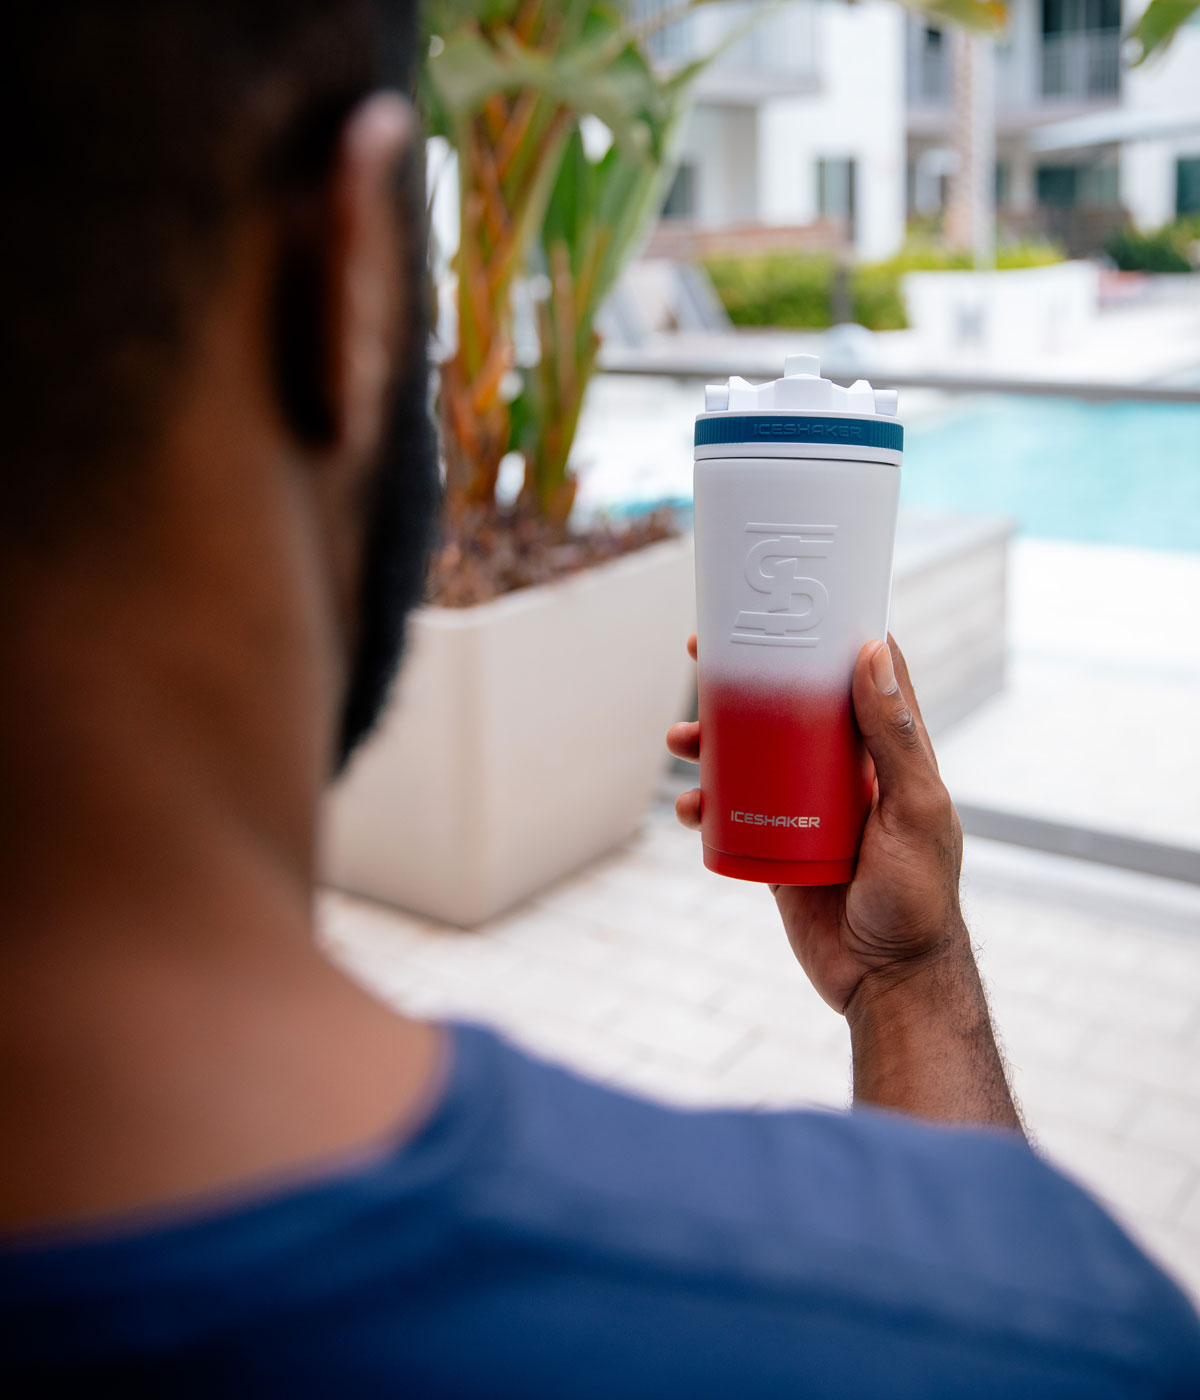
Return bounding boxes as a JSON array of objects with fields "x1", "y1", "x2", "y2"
[{"x1": 732, "y1": 522, "x2": 835, "y2": 648}]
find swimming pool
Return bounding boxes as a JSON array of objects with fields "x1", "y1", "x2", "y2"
[
  {"x1": 573, "y1": 377, "x2": 1200, "y2": 552},
  {"x1": 903, "y1": 395, "x2": 1200, "y2": 553}
]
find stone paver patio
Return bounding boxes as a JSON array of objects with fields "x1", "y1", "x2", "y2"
[{"x1": 320, "y1": 798, "x2": 1200, "y2": 1304}]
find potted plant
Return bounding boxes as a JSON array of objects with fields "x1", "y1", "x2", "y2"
[
  {"x1": 323, "y1": 1, "x2": 706, "y2": 926},
  {"x1": 322, "y1": 0, "x2": 1015, "y2": 926}
]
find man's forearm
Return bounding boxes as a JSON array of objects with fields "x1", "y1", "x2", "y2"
[{"x1": 844, "y1": 929, "x2": 1024, "y2": 1134}]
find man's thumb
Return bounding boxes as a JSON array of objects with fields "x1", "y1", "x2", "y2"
[{"x1": 852, "y1": 640, "x2": 935, "y2": 810}]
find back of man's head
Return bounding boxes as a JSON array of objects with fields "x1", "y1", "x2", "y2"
[
  {"x1": 2, "y1": 1, "x2": 437, "y2": 770},
  {"x1": 2, "y1": 1, "x2": 418, "y2": 548}
]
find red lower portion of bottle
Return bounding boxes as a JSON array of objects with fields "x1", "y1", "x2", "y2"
[
  {"x1": 698, "y1": 677, "x2": 872, "y2": 887},
  {"x1": 702, "y1": 846, "x2": 857, "y2": 886}
]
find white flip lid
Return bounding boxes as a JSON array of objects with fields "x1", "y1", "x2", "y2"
[{"x1": 703, "y1": 354, "x2": 898, "y2": 418}]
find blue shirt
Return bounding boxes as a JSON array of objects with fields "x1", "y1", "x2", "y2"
[{"x1": 3, "y1": 1022, "x2": 1198, "y2": 1396}]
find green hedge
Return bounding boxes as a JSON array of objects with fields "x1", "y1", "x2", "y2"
[
  {"x1": 1105, "y1": 216, "x2": 1200, "y2": 273},
  {"x1": 703, "y1": 238, "x2": 1065, "y2": 331},
  {"x1": 702, "y1": 250, "x2": 837, "y2": 329}
]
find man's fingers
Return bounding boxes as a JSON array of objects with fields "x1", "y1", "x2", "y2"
[
  {"x1": 671, "y1": 637, "x2": 700, "y2": 822},
  {"x1": 675, "y1": 788, "x2": 701, "y2": 831},
  {"x1": 852, "y1": 640, "x2": 941, "y2": 822},
  {"x1": 666, "y1": 721, "x2": 700, "y2": 764},
  {"x1": 886, "y1": 633, "x2": 936, "y2": 769}
]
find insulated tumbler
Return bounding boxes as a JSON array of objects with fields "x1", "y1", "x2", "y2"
[{"x1": 693, "y1": 354, "x2": 903, "y2": 886}]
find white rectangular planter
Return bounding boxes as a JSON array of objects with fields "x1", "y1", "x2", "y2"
[
  {"x1": 902, "y1": 261, "x2": 1100, "y2": 359},
  {"x1": 321, "y1": 535, "x2": 696, "y2": 927},
  {"x1": 890, "y1": 510, "x2": 1012, "y2": 733}
]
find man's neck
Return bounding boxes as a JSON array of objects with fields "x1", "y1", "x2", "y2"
[{"x1": 0, "y1": 578, "x2": 439, "y2": 1235}]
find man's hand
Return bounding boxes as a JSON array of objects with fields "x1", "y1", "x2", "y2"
[
  {"x1": 667, "y1": 635, "x2": 963, "y2": 1015},
  {"x1": 667, "y1": 635, "x2": 1022, "y2": 1130}
]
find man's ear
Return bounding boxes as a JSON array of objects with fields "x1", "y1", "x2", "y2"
[
  {"x1": 327, "y1": 96, "x2": 414, "y2": 460},
  {"x1": 273, "y1": 94, "x2": 414, "y2": 456}
]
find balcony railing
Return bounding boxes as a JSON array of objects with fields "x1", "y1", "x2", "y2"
[
  {"x1": 629, "y1": 0, "x2": 818, "y2": 90},
  {"x1": 907, "y1": 40, "x2": 951, "y2": 104},
  {"x1": 906, "y1": 25, "x2": 1121, "y2": 108},
  {"x1": 1040, "y1": 29, "x2": 1121, "y2": 101}
]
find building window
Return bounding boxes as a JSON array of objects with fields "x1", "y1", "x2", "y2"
[
  {"x1": 662, "y1": 162, "x2": 697, "y2": 221},
  {"x1": 1040, "y1": 0, "x2": 1120, "y2": 99},
  {"x1": 817, "y1": 157, "x2": 857, "y2": 237},
  {"x1": 629, "y1": 0, "x2": 692, "y2": 64},
  {"x1": 1178, "y1": 158, "x2": 1200, "y2": 217},
  {"x1": 1084, "y1": 163, "x2": 1119, "y2": 207},
  {"x1": 1036, "y1": 165, "x2": 1078, "y2": 207},
  {"x1": 995, "y1": 161, "x2": 1011, "y2": 208},
  {"x1": 1036, "y1": 161, "x2": 1119, "y2": 208},
  {"x1": 910, "y1": 24, "x2": 949, "y2": 104}
]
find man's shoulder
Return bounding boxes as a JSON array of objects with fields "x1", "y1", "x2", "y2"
[
  {"x1": 450, "y1": 1022, "x2": 1200, "y2": 1386},
  {"x1": 460, "y1": 1018, "x2": 1063, "y2": 1247},
  {"x1": 4, "y1": 1021, "x2": 1198, "y2": 1396}
]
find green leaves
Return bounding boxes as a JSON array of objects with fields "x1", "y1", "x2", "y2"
[
  {"x1": 426, "y1": 0, "x2": 700, "y2": 519},
  {"x1": 510, "y1": 30, "x2": 700, "y2": 519},
  {"x1": 429, "y1": 0, "x2": 1022, "y2": 523},
  {"x1": 1127, "y1": 0, "x2": 1200, "y2": 61},
  {"x1": 425, "y1": 2, "x2": 675, "y2": 157}
]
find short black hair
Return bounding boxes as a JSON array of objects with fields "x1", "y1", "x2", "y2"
[{"x1": 1, "y1": 1, "x2": 420, "y2": 544}]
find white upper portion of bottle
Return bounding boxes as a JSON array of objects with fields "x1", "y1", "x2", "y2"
[{"x1": 703, "y1": 354, "x2": 899, "y2": 419}]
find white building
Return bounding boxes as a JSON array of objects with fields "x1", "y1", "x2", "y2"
[
  {"x1": 906, "y1": 0, "x2": 1200, "y2": 245},
  {"x1": 645, "y1": 0, "x2": 1200, "y2": 262},
  {"x1": 639, "y1": 0, "x2": 909, "y2": 260}
]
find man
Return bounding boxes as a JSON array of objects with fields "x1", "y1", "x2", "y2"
[{"x1": 1, "y1": 2, "x2": 1197, "y2": 1394}]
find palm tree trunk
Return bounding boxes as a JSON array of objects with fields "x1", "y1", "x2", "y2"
[{"x1": 944, "y1": 31, "x2": 996, "y2": 268}]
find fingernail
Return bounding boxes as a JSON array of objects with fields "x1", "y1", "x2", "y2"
[{"x1": 871, "y1": 641, "x2": 898, "y2": 695}]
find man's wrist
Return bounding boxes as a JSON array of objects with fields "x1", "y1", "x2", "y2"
[
  {"x1": 844, "y1": 922, "x2": 1023, "y2": 1133},
  {"x1": 843, "y1": 919, "x2": 979, "y2": 1038}
]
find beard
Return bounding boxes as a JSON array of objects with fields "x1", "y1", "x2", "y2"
[
  {"x1": 333, "y1": 153, "x2": 441, "y2": 772},
  {"x1": 334, "y1": 344, "x2": 440, "y2": 772}
]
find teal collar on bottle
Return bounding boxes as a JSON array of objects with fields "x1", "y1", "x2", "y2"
[{"x1": 695, "y1": 414, "x2": 903, "y2": 453}]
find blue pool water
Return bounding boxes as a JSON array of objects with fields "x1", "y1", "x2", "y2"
[{"x1": 902, "y1": 395, "x2": 1200, "y2": 552}]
